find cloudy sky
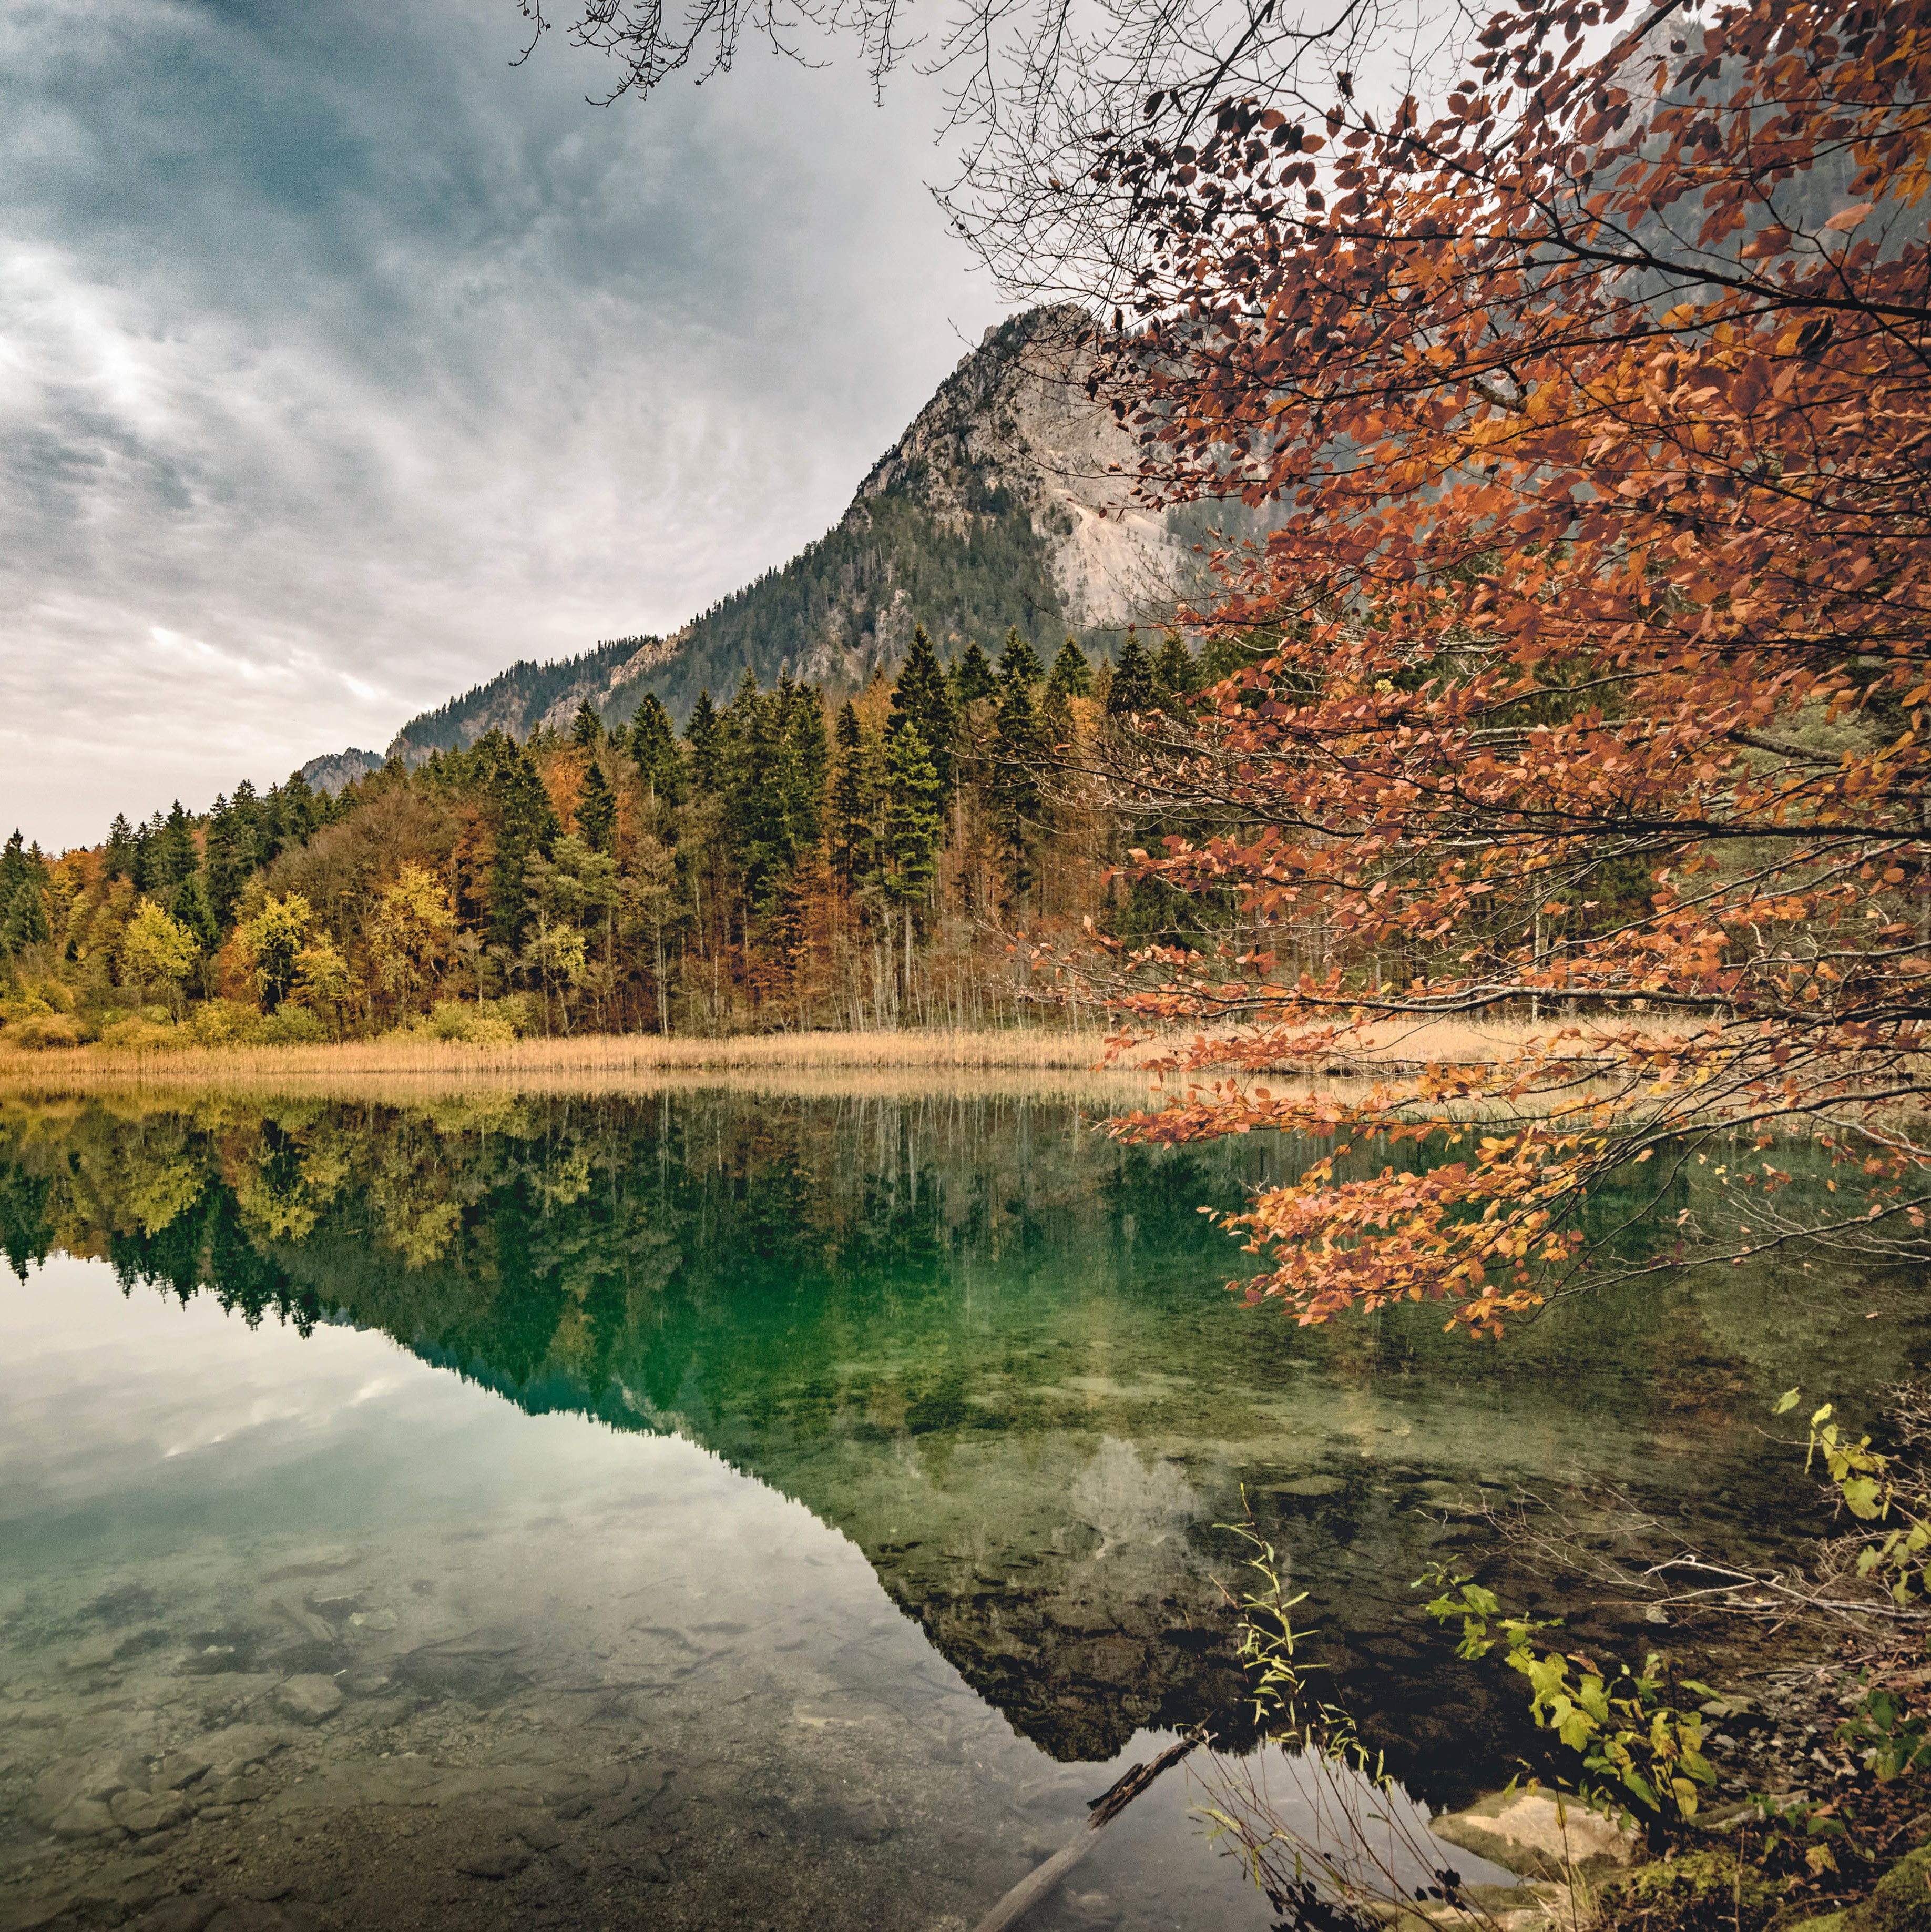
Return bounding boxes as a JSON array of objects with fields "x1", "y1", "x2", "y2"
[{"x1": 0, "y1": 0, "x2": 1007, "y2": 849}]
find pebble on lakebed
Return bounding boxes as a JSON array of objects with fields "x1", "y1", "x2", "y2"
[{"x1": 268, "y1": 1675, "x2": 343, "y2": 1725}]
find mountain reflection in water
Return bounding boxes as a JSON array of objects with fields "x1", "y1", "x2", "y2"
[{"x1": 0, "y1": 1086, "x2": 1923, "y2": 1932}]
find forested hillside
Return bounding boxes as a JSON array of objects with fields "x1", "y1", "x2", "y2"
[{"x1": 0, "y1": 625, "x2": 1219, "y2": 1049}]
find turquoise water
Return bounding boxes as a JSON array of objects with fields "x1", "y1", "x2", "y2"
[{"x1": 0, "y1": 1087, "x2": 1920, "y2": 1932}]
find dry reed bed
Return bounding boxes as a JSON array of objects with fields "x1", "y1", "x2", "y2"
[{"x1": 0, "y1": 1014, "x2": 1692, "y2": 1108}]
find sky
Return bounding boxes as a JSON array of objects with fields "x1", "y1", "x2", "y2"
[{"x1": 0, "y1": 0, "x2": 1009, "y2": 849}]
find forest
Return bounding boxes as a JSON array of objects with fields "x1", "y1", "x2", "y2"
[{"x1": 0, "y1": 625, "x2": 1217, "y2": 1050}]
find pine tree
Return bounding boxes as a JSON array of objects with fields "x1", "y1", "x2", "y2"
[
  {"x1": 480, "y1": 732, "x2": 560, "y2": 949},
  {"x1": 1153, "y1": 633, "x2": 1197, "y2": 700},
  {"x1": 203, "y1": 794, "x2": 252, "y2": 929},
  {"x1": 883, "y1": 724, "x2": 943, "y2": 911},
  {"x1": 1107, "y1": 635, "x2": 1158, "y2": 717},
  {"x1": 105, "y1": 814, "x2": 136, "y2": 882},
  {"x1": 1048, "y1": 637, "x2": 1092, "y2": 698},
  {"x1": 1, "y1": 833, "x2": 49, "y2": 954},
  {"x1": 781, "y1": 684, "x2": 829, "y2": 856},
  {"x1": 829, "y1": 702, "x2": 873, "y2": 886},
  {"x1": 998, "y1": 626, "x2": 1046, "y2": 687},
  {"x1": 687, "y1": 689, "x2": 723, "y2": 792},
  {"x1": 576, "y1": 759, "x2": 617, "y2": 853},
  {"x1": 631, "y1": 693, "x2": 687, "y2": 807},
  {"x1": 889, "y1": 624, "x2": 956, "y2": 795},
  {"x1": 990, "y1": 657, "x2": 1048, "y2": 912},
  {"x1": 172, "y1": 869, "x2": 219, "y2": 954},
  {"x1": 951, "y1": 638, "x2": 997, "y2": 706},
  {"x1": 570, "y1": 700, "x2": 604, "y2": 748},
  {"x1": 157, "y1": 801, "x2": 196, "y2": 900}
]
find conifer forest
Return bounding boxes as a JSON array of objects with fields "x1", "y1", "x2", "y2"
[{"x1": 0, "y1": 626, "x2": 1210, "y2": 1047}]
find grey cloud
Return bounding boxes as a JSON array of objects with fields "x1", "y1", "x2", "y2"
[{"x1": 0, "y1": 0, "x2": 1004, "y2": 846}]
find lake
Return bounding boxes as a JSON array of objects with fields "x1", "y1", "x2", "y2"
[{"x1": 0, "y1": 1084, "x2": 1919, "y2": 1932}]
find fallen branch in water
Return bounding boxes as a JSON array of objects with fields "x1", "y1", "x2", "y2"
[{"x1": 969, "y1": 1736, "x2": 1199, "y2": 1932}]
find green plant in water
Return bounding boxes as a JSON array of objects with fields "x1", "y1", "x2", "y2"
[{"x1": 1419, "y1": 1569, "x2": 1718, "y2": 1823}]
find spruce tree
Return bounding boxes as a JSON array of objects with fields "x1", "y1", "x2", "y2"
[
  {"x1": 570, "y1": 699, "x2": 604, "y2": 748},
  {"x1": 172, "y1": 869, "x2": 219, "y2": 955},
  {"x1": 1107, "y1": 635, "x2": 1158, "y2": 716},
  {"x1": 990, "y1": 657, "x2": 1048, "y2": 912},
  {"x1": 105, "y1": 814, "x2": 136, "y2": 881},
  {"x1": 883, "y1": 723, "x2": 943, "y2": 911},
  {"x1": 998, "y1": 626, "x2": 1046, "y2": 687},
  {"x1": 888, "y1": 624, "x2": 956, "y2": 795},
  {"x1": 158, "y1": 801, "x2": 196, "y2": 899},
  {"x1": 687, "y1": 689, "x2": 723, "y2": 792},
  {"x1": 481, "y1": 733, "x2": 560, "y2": 949},
  {"x1": 830, "y1": 702, "x2": 873, "y2": 886},
  {"x1": 1153, "y1": 633, "x2": 1197, "y2": 700},
  {"x1": 576, "y1": 760, "x2": 617, "y2": 853},
  {"x1": 631, "y1": 694, "x2": 687, "y2": 807},
  {"x1": 1, "y1": 833, "x2": 48, "y2": 953},
  {"x1": 1047, "y1": 637, "x2": 1092, "y2": 698},
  {"x1": 782, "y1": 685, "x2": 829, "y2": 855},
  {"x1": 951, "y1": 638, "x2": 996, "y2": 706}
]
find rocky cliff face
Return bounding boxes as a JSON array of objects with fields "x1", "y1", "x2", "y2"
[{"x1": 378, "y1": 307, "x2": 1209, "y2": 761}]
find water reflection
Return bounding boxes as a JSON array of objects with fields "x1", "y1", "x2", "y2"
[{"x1": 0, "y1": 1088, "x2": 1923, "y2": 1931}]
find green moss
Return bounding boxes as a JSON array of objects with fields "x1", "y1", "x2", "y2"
[
  {"x1": 1845, "y1": 1844, "x2": 1931, "y2": 1932},
  {"x1": 1600, "y1": 1850, "x2": 1783, "y2": 1932}
]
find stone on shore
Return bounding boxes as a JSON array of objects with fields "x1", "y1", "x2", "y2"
[{"x1": 1431, "y1": 1788, "x2": 1643, "y2": 1881}]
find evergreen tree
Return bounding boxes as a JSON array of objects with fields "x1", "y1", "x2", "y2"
[
  {"x1": 479, "y1": 732, "x2": 560, "y2": 949},
  {"x1": 157, "y1": 801, "x2": 196, "y2": 900},
  {"x1": 631, "y1": 694, "x2": 687, "y2": 807},
  {"x1": 883, "y1": 724, "x2": 943, "y2": 911},
  {"x1": 1, "y1": 833, "x2": 49, "y2": 954},
  {"x1": 990, "y1": 657, "x2": 1048, "y2": 911},
  {"x1": 172, "y1": 870, "x2": 219, "y2": 955},
  {"x1": 951, "y1": 638, "x2": 996, "y2": 706},
  {"x1": 105, "y1": 814, "x2": 136, "y2": 881},
  {"x1": 686, "y1": 689, "x2": 723, "y2": 792},
  {"x1": 1047, "y1": 637, "x2": 1092, "y2": 698},
  {"x1": 829, "y1": 702, "x2": 873, "y2": 886},
  {"x1": 1153, "y1": 633, "x2": 1197, "y2": 699},
  {"x1": 204, "y1": 794, "x2": 253, "y2": 929},
  {"x1": 723, "y1": 672, "x2": 792, "y2": 909},
  {"x1": 1107, "y1": 635, "x2": 1158, "y2": 716},
  {"x1": 998, "y1": 626, "x2": 1046, "y2": 687},
  {"x1": 576, "y1": 760, "x2": 617, "y2": 854},
  {"x1": 781, "y1": 684, "x2": 829, "y2": 856},
  {"x1": 570, "y1": 699, "x2": 604, "y2": 748},
  {"x1": 888, "y1": 624, "x2": 957, "y2": 795}
]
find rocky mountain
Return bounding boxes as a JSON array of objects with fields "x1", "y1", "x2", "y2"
[
  {"x1": 298, "y1": 747, "x2": 387, "y2": 796},
  {"x1": 378, "y1": 307, "x2": 1231, "y2": 762}
]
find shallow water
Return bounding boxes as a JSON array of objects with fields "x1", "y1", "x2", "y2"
[{"x1": 0, "y1": 1088, "x2": 1922, "y2": 1932}]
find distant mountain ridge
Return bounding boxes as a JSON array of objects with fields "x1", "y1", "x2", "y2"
[{"x1": 373, "y1": 307, "x2": 1223, "y2": 765}]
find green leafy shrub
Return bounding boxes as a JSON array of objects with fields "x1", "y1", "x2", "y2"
[
  {"x1": 185, "y1": 999, "x2": 261, "y2": 1046},
  {"x1": 1421, "y1": 1570, "x2": 1717, "y2": 1822},
  {"x1": 419, "y1": 999, "x2": 521, "y2": 1044},
  {"x1": 1, "y1": 1013, "x2": 80, "y2": 1051},
  {"x1": 252, "y1": 1007, "x2": 328, "y2": 1045}
]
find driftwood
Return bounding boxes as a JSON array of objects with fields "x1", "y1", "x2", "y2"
[{"x1": 969, "y1": 1736, "x2": 1199, "y2": 1932}]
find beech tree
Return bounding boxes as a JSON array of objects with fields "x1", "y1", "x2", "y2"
[{"x1": 1057, "y1": 0, "x2": 1931, "y2": 1334}]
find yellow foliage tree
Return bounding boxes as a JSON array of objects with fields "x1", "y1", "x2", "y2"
[
  {"x1": 118, "y1": 898, "x2": 199, "y2": 1014},
  {"x1": 368, "y1": 863, "x2": 455, "y2": 1016},
  {"x1": 234, "y1": 895, "x2": 312, "y2": 1012}
]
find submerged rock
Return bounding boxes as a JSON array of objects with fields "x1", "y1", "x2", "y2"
[
  {"x1": 1431, "y1": 1789, "x2": 1642, "y2": 1880},
  {"x1": 271, "y1": 1674, "x2": 343, "y2": 1724},
  {"x1": 111, "y1": 1789, "x2": 193, "y2": 1835},
  {"x1": 27, "y1": 1748, "x2": 147, "y2": 1828}
]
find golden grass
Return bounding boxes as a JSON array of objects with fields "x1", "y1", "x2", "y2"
[{"x1": 0, "y1": 1011, "x2": 1694, "y2": 1105}]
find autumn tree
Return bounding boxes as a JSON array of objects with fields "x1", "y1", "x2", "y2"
[
  {"x1": 1043, "y1": 0, "x2": 1931, "y2": 1334},
  {"x1": 236, "y1": 895, "x2": 312, "y2": 1012},
  {"x1": 119, "y1": 899, "x2": 199, "y2": 1012},
  {"x1": 370, "y1": 863, "x2": 457, "y2": 1015}
]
